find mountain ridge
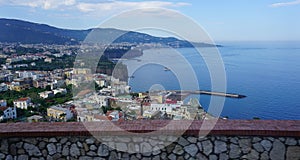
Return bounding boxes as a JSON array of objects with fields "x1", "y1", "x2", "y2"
[{"x1": 0, "y1": 18, "x2": 217, "y2": 47}]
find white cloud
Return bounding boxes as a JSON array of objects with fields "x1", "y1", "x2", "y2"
[
  {"x1": 76, "y1": 1, "x2": 190, "y2": 13},
  {"x1": 6, "y1": 0, "x2": 76, "y2": 9},
  {"x1": 1, "y1": 0, "x2": 189, "y2": 11},
  {"x1": 270, "y1": 0, "x2": 300, "y2": 7}
]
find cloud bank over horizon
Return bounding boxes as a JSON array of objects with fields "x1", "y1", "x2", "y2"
[{"x1": 270, "y1": 0, "x2": 300, "y2": 7}]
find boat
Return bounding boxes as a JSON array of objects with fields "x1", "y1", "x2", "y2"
[{"x1": 164, "y1": 67, "x2": 171, "y2": 71}]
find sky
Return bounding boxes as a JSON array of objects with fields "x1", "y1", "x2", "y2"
[{"x1": 0, "y1": 0, "x2": 300, "y2": 41}]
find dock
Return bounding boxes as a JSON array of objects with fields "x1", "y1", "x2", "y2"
[{"x1": 170, "y1": 90, "x2": 246, "y2": 99}]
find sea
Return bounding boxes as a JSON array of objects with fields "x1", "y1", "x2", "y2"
[{"x1": 122, "y1": 41, "x2": 300, "y2": 120}]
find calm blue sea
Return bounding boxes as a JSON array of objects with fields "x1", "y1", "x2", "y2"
[{"x1": 124, "y1": 41, "x2": 300, "y2": 120}]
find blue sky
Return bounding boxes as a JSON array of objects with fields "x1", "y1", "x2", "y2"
[{"x1": 0, "y1": 0, "x2": 300, "y2": 41}]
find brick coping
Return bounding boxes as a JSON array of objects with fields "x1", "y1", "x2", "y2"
[{"x1": 0, "y1": 120, "x2": 299, "y2": 137}]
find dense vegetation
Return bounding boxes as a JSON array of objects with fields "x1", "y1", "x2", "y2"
[{"x1": 0, "y1": 85, "x2": 74, "y2": 117}]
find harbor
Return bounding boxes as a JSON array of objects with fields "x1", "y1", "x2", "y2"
[{"x1": 169, "y1": 90, "x2": 246, "y2": 99}]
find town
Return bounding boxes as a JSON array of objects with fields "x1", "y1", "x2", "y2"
[{"x1": 0, "y1": 43, "x2": 214, "y2": 123}]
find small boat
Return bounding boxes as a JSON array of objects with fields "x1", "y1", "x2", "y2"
[
  {"x1": 129, "y1": 75, "x2": 135, "y2": 78},
  {"x1": 164, "y1": 67, "x2": 171, "y2": 71}
]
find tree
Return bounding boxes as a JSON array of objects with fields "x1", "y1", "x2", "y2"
[{"x1": 46, "y1": 85, "x2": 52, "y2": 91}]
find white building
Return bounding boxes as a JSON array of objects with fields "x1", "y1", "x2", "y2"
[
  {"x1": 50, "y1": 79, "x2": 65, "y2": 90},
  {"x1": 95, "y1": 95, "x2": 109, "y2": 107},
  {"x1": 150, "y1": 103, "x2": 173, "y2": 114},
  {"x1": 39, "y1": 91, "x2": 54, "y2": 99},
  {"x1": 53, "y1": 88, "x2": 67, "y2": 95},
  {"x1": 16, "y1": 71, "x2": 36, "y2": 79},
  {"x1": 13, "y1": 97, "x2": 32, "y2": 109}
]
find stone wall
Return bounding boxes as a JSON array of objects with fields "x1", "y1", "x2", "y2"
[
  {"x1": 0, "y1": 120, "x2": 299, "y2": 159},
  {"x1": 0, "y1": 135, "x2": 300, "y2": 160}
]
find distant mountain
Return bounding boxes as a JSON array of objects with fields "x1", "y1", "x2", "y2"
[{"x1": 0, "y1": 18, "x2": 217, "y2": 47}]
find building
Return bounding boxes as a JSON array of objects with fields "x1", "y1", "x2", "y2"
[
  {"x1": 106, "y1": 110, "x2": 124, "y2": 122},
  {"x1": 11, "y1": 85, "x2": 30, "y2": 92},
  {"x1": 27, "y1": 115, "x2": 43, "y2": 122},
  {"x1": 14, "y1": 77, "x2": 33, "y2": 87},
  {"x1": 73, "y1": 68, "x2": 91, "y2": 75},
  {"x1": 0, "y1": 100, "x2": 7, "y2": 107},
  {"x1": 33, "y1": 80, "x2": 48, "y2": 89},
  {"x1": 150, "y1": 103, "x2": 173, "y2": 114},
  {"x1": 150, "y1": 95, "x2": 163, "y2": 104},
  {"x1": 44, "y1": 57, "x2": 53, "y2": 63},
  {"x1": 49, "y1": 78, "x2": 65, "y2": 90},
  {"x1": 0, "y1": 106, "x2": 17, "y2": 121},
  {"x1": 52, "y1": 88, "x2": 67, "y2": 95},
  {"x1": 95, "y1": 95, "x2": 109, "y2": 107},
  {"x1": 47, "y1": 105, "x2": 75, "y2": 121},
  {"x1": 13, "y1": 97, "x2": 32, "y2": 110},
  {"x1": 39, "y1": 91, "x2": 54, "y2": 99},
  {"x1": 10, "y1": 78, "x2": 33, "y2": 91},
  {"x1": 0, "y1": 83, "x2": 8, "y2": 92},
  {"x1": 143, "y1": 110, "x2": 160, "y2": 119},
  {"x1": 111, "y1": 81, "x2": 131, "y2": 96},
  {"x1": 94, "y1": 74, "x2": 108, "y2": 87}
]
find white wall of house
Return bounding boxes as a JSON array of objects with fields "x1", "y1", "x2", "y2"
[
  {"x1": 13, "y1": 98, "x2": 31, "y2": 110},
  {"x1": 150, "y1": 103, "x2": 173, "y2": 114}
]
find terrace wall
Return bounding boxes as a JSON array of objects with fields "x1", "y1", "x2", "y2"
[{"x1": 0, "y1": 120, "x2": 299, "y2": 160}]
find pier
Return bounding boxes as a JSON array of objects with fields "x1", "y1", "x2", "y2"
[{"x1": 170, "y1": 90, "x2": 246, "y2": 99}]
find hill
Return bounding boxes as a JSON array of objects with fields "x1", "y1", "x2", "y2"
[{"x1": 0, "y1": 18, "x2": 217, "y2": 47}]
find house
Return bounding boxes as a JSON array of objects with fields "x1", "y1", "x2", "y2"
[
  {"x1": 49, "y1": 78, "x2": 65, "y2": 90},
  {"x1": 52, "y1": 88, "x2": 67, "y2": 95},
  {"x1": 14, "y1": 77, "x2": 33, "y2": 87},
  {"x1": 13, "y1": 97, "x2": 32, "y2": 109},
  {"x1": 106, "y1": 110, "x2": 124, "y2": 121},
  {"x1": 150, "y1": 103, "x2": 173, "y2": 114},
  {"x1": 143, "y1": 110, "x2": 160, "y2": 119},
  {"x1": 111, "y1": 81, "x2": 131, "y2": 96},
  {"x1": 47, "y1": 105, "x2": 75, "y2": 121},
  {"x1": 96, "y1": 95, "x2": 109, "y2": 107},
  {"x1": 0, "y1": 106, "x2": 17, "y2": 121},
  {"x1": 11, "y1": 85, "x2": 29, "y2": 92},
  {"x1": 0, "y1": 100, "x2": 7, "y2": 107},
  {"x1": 73, "y1": 68, "x2": 91, "y2": 75},
  {"x1": 33, "y1": 79, "x2": 48, "y2": 89},
  {"x1": 94, "y1": 74, "x2": 108, "y2": 87},
  {"x1": 44, "y1": 57, "x2": 53, "y2": 63},
  {"x1": 27, "y1": 115, "x2": 43, "y2": 122},
  {"x1": 10, "y1": 78, "x2": 33, "y2": 91},
  {"x1": 0, "y1": 83, "x2": 8, "y2": 92},
  {"x1": 39, "y1": 91, "x2": 54, "y2": 99}
]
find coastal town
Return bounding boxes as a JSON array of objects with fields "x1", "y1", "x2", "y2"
[{"x1": 0, "y1": 43, "x2": 214, "y2": 123}]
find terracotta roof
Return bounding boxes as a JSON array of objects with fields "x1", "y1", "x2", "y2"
[
  {"x1": 17, "y1": 97, "x2": 30, "y2": 101},
  {"x1": 0, "y1": 107, "x2": 8, "y2": 111}
]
